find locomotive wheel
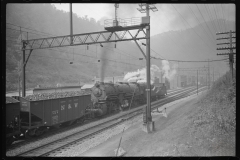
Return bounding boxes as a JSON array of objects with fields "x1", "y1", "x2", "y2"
[
  {"x1": 67, "y1": 120, "x2": 76, "y2": 126},
  {"x1": 6, "y1": 137, "x2": 14, "y2": 146},
  {"x1": 77, "y1": 117, "x2": 85, "y2": 124},
  {"x1": 107, "y1": 102, "x2": 113, "y2": 114},
  {"x1": 53, "y1": 124, "x2": 61, "y2": 129},
  {"x1": 130, "y1": 101, "x2": 138, "y2": 109},
  {"x1": 25, "y1": 130, "x2": 35, "y2": 138},
  {"x1": 35, "y1": 127, "x2": 46, "y2": 137}
]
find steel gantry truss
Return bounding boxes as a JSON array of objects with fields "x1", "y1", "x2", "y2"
[
  {"x1": 20, "y1": 21, "x2": 148, "y2": 97},
  {"x1": 20, "y1": 4, "x2": 157, "y2": 135},
  {"x1": 22, "y1": 28, "x2": 147, "y2": 50}
]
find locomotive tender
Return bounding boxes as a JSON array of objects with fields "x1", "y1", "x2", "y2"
[{"x1": 5, "y1": 81, "x2": 166, "y2": 145}]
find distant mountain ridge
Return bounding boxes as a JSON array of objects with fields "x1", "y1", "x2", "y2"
[{"x1": 6, "y1": 4, "x2": 234, "y2": 91}]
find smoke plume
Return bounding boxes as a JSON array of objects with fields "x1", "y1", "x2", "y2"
[
  {"x1": 99, "y1": 43, "x2": 111, "y2": 82},
  {"x1": 123, "y1": 64, "x2": 161, "y2": 84},
  {"x1": 161, "y1": 60, "x2": 177, "y2": 80}
]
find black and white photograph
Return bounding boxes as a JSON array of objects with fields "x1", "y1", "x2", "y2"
[{"x1": 4, "y1": 3, "x2": 236, "y2": 157}]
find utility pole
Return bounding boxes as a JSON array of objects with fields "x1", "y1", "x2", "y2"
[
  {"x1": 70, "y1": 3, "x2": 73, "y2": 45},
  {"x1": 177, "y1": 61, "x2": 179, "y2": 88},
  {"x1": 18, "y1": 61, "x2": 21, "y2": 97},
  {"x1": 137, "y1": 3, "x2": 158, "y2": 133},
  {"x1": 204, "y1": 66, "x2": 207, "y2": 87},
  {"x1": 229, "y1": 30, "x2": 234, "y2": 80},
  {"x1": 146, "y1": 4, "x2": 151, "y2": 124},
  {"x1": 197, "y1": 70, "x2": 198, "y2": 95},
  {"x1": 114, "y1": 3, "x2": 119, "y2": 25},
  {"x1": 213, "y1": 67, "x2": 214, "y2": 83},
  {"x1": 22, "y1": 42, "x2": 26, "y2": 97},
  {"x1": 208, "y1": 59, "x2": 210, "y2": 89},
  {"x1": 216, "y1": 30, "x2": 236, "y2": 81}
]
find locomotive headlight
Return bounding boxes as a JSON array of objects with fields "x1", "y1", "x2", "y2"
[{"x1": 93, "y1": 88, "x2": 102, "y2": 97}]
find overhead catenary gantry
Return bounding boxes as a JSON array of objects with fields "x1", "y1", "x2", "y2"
[
  {"x1": 20, "y1": 5, "x2": 150, "y2": 96},
  {"x1": 20, "y1": 3, "x2": 157, "y2": 134},
  {"x1": 22, "y1": 26, "x2": 147, "y2": 50}
]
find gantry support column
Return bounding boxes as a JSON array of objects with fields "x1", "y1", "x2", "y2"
[{"x1": 22, "y1": 44, "x2": 26, "y2": 97}]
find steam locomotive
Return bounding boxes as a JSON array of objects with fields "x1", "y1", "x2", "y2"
[
  {"x1": 90, "y1": 82, "x2": 167, "y2": 117},
  {"x1": 5, "y1": 82, "x2": 166, "y2": 146}
]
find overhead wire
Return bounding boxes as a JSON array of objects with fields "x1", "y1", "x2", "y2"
[
  {"x1": 6, "y1": 37, "x2": 144, "y2": 68},
  {"x1": 226, "y1": 4, "x2": 230, "y2": 31},
  {"x1": 188, "y1": 4, "x2": 215, "y2": 44},
  {"x1": 7, "y1": 22, "x2": 144, "y2": 65},
  {"x1": 220, "y1": 4, "x2": 227, "y2": 32},
  {"x1": 135, "y1": 4, "x2": 227, "y2": 64},
  {"x1": 171, "y1": 4, "x2": 216, "y2": 52},
  {"x1": 151, "y1": 56, "x2": 228, "y2": 63},
  {"x1": 204, "y1": 4, "x2": 218, "y2": 34},
  {"x1": 216, "y1": 4, "x2": 224, "y2": 32},
  {"x1": 212, "y1": 4, "x2": 222, "y2": 32},
  {"x1": 6, "y1": 12, "x2": 226, "y2": 70},
  {"x1": 6, "y1": 26, "x2": 142, "y2": 62},
  {"x1": 151, "y1": 6, "x2": 199, "y2": 59},
  {"x1": 7, "y1": 22, "x2": 57, "y2": 36},
  {"x1": 7, "y1": 27, "x2": 50, "y2": 38},
  {"x1": 195, "y1": 4, "x2": 216, "y2": 42},
  {"x1": 219, "y1": 4, "x2": 227, "y2": 32}
]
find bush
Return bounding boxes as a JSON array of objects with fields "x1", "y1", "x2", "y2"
[{"x1": 189, "y1": 71, "x2": 236, "y2": 156}]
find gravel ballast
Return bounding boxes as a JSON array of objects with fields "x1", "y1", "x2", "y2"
[{"x1": 6, "y1": 92, "x2": 202, "y2": 157}]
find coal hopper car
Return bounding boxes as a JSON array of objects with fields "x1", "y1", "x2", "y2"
[{"x1": 15, "y1": 91, "x2": 91, "y2": 137}]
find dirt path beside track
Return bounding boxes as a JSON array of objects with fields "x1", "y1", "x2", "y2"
[{"x1": 55, "y1": 91, "x2": 234, "y2": 157}]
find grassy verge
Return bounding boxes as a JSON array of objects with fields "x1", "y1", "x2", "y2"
[{"x1": 186, "y1": 71, "x2": 236, "y2": 156}]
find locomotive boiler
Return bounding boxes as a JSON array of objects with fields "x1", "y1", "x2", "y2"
[{"x1": 90, "y1": 81, "x2": 167, "y2": 117}]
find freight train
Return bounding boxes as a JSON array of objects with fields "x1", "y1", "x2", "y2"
[{"x1": 5, "y1": 82, "x2": 167, "y2": 146}]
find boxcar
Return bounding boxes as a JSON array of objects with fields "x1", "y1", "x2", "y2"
[
  {"x1": 16, "y1": 94, "x2": 91, "y2": 137},
  {"x1": 6, "y1": 97, "x2": 21, "y2": 146}
]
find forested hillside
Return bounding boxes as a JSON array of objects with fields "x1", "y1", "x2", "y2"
[{"x1": 6, "y1": 4, "x2": 234, "y2": 91}]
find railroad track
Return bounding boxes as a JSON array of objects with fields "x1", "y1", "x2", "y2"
[
  {"x1": 7, "y1": 86, "x2": 192, "y2": 151},
  {"x1": 15, "y1": 86, "x2": 207, "y2": 157}
]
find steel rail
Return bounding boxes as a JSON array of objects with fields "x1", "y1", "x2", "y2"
[
  {"x1": 8, "y1": 86, "x2": 190, "y2": 151},
  {"x1": 16, "y1": 86, "x2": 206, "y2": 157}
]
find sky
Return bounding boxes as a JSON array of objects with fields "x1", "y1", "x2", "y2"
[{"x1": 52, "y1": 3, "x2": 235, "y2": 36}]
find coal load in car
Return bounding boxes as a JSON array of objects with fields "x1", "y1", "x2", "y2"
[{"x1": 24, "y1": 91, "x2": 90, "y2": 101}]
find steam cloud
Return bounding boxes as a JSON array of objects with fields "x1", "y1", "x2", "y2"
[
  {"x1": 123, "y1": 61, "x2": 178, "y2": 84},
  {"x1": 161, "y1": 60, "x2": 177, "y2": 81},
  {"x1": 123, "y1": 64, "x2": 161, "y2": 84}
]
